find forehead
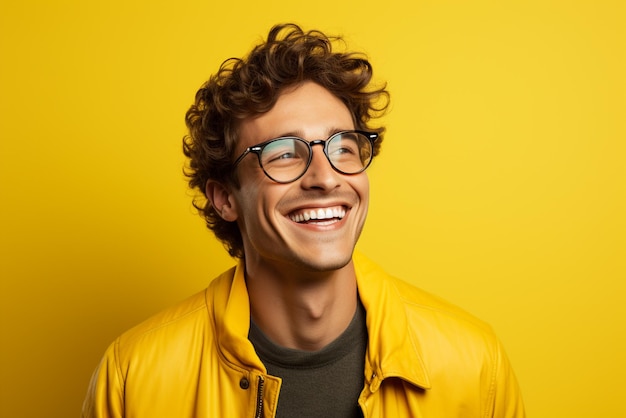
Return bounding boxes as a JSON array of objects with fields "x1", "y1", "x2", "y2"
[{"x1": 237, "y1": 81, "x2": 354, "y2": 149}]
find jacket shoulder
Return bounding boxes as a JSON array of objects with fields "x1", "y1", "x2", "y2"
[
  {"x1": 118, "y1": 291, "x2": 207, "y2": 343},
  {"x1": 391, "y1": 275, "x2": 493, "y2": 334},
  {"x1": 114, "y1": 267, "x2": 236, "y2": 362},
  {"x1": 354, "y1": 253, "x2": 525, "y2": 417},
  {"x1": 355, "y1": 252, "x2": 495, "y2": 339}
]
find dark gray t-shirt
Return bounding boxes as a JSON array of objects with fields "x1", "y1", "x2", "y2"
[{"x1": 249, "y1": 300, "x2": 367, "y2": 418}]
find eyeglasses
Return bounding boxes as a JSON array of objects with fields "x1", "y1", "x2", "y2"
[{"x1": 232, "y1": 130, "x2": 379, "y2": 184}]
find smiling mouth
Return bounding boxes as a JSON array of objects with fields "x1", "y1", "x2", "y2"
[{"x1": 289, "y1": 206, "x2": 347, "y2": 224}]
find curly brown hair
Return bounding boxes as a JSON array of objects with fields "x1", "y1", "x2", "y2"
[{"x1": 183, "y1": 23, "x2": 390, "y2": 258}]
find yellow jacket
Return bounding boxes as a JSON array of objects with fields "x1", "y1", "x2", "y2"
[{"x1": 82, "y1": 253, "x2": 525, "y2": 417}]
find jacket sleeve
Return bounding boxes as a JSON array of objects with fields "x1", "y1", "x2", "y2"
[
  {"x1": 82, "y1": 341, "x2": 125, "y2": 418},
  {"x1": 490, "y1": 338, "x2": 525, "y2": 418}
]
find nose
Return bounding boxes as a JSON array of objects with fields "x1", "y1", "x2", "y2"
[{"x1": 299, "y1": 143, "x2": 341, "y2": 191}]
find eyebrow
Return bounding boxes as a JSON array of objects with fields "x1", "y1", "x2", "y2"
[{"x1": 264, "y1": 127, "x2": 350, "y2": 142}]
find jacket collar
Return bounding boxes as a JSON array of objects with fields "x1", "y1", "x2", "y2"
[
  {"x1": 210, "y1": 263, "x2": 267, "y2": 372},
  {"x1": 212, "y1": 254, "x2": 431, "y2": 389},
  {"x1": 354, "y1": 252, "x2": 432, "y2": 391}
]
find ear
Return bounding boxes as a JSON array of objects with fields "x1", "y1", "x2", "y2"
[{"x1": 205, "y1": 180, "x2": 238, "y2": 222}]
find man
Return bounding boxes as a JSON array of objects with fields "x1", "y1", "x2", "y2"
[{"x1": 82, "y1": 23, "x2": 525, "y2": 417}]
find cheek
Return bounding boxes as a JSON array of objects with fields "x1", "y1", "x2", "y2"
[
  {"x1": 236, "y1": 187, "x2": 260, "y2": 221},
  {"x1": 354, "y1": 175, "x2": 370, "y2": 203},
  {"x1": 235, "y1": 181, "x2": 282, "y2": 227},
  {"x1": 355, "y1": 176, "x2": 371, "y2": 224}
]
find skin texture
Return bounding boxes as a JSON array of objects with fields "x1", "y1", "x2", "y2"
[{"x1": 206, "y1": 81, "x2": 369, "y2": 350}]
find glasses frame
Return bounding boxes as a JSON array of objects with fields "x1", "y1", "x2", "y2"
[{"x1": 232, "y1": 130, "x2": 379, "y2": 184}]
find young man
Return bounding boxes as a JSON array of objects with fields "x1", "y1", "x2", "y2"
[{"x1": 83, "y1": 24, "x2": 525, "y2": 418}]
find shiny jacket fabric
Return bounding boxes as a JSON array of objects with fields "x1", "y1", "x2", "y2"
[{"x1": 82, "y1": 253, "x2": 525, "y2": 417}]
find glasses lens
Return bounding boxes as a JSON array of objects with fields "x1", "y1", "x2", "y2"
[
  {"x1": 327, "y1": 132, "x2": 373, "y2": 174},
  {"x1": 260, "y1": 138, "x2": 310, "y2": 182}
]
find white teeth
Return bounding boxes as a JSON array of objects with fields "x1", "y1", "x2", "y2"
[{"x1": 289, "y1": 207, "x2": 346, "y2": 223}]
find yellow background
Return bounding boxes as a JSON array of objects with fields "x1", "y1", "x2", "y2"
[{"x1": 1, "y1": 0, "x2": 624, "y2": 417}]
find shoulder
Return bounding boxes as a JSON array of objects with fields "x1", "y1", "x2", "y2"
[
  {"x1": 113, "y1": 267, "x2": 237, "y2": 362},
  {"x1": 393, "y1": 274, "x2": 492, "y2": 333},
  {"x1": 391, "y1": 275, "x2": 498, "y2": 351},
  {"x1": 115, "y1": 290, "x2": 208, "y2": 353},
  {"x1": 354, "y1": 254, "x2": 524, "y2": 415},
  {"x1": 355, "y1": 252, "x2": 496, "y2": 343}
]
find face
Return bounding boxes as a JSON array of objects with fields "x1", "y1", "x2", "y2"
[{"x1": 215, "y1": 81, "x2": 370, "y2": 275}]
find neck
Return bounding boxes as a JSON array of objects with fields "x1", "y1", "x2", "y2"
[{"x1": 245, "y1": 258, "x2": 358, "y2": 351}]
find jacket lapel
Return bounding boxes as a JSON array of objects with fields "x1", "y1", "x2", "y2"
[{"x1": 354, "y1": 252, "x2": 432, "y2": 391}]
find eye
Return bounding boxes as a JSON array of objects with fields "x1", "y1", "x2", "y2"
[
  {"x1": 328, "y1": 138, "x2": 360, "y2": 158},
  {"x1": 267, "y1": 151, "x2": 297, "y2": 162},
  {"x1": 261, "y1": 139, "x2": 306, "y2": 166},
  {"x1": 332, "y1": 144, "x2": 358, "y2": 155}
]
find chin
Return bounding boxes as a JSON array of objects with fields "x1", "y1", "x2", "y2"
[{"x1": 291, "y1": 249, "x2": 354, "y2": 273}]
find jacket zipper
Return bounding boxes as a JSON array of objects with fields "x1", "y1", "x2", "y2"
[{"x1": 254, "y1": 375, "x2": 265, "y2": 418}]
